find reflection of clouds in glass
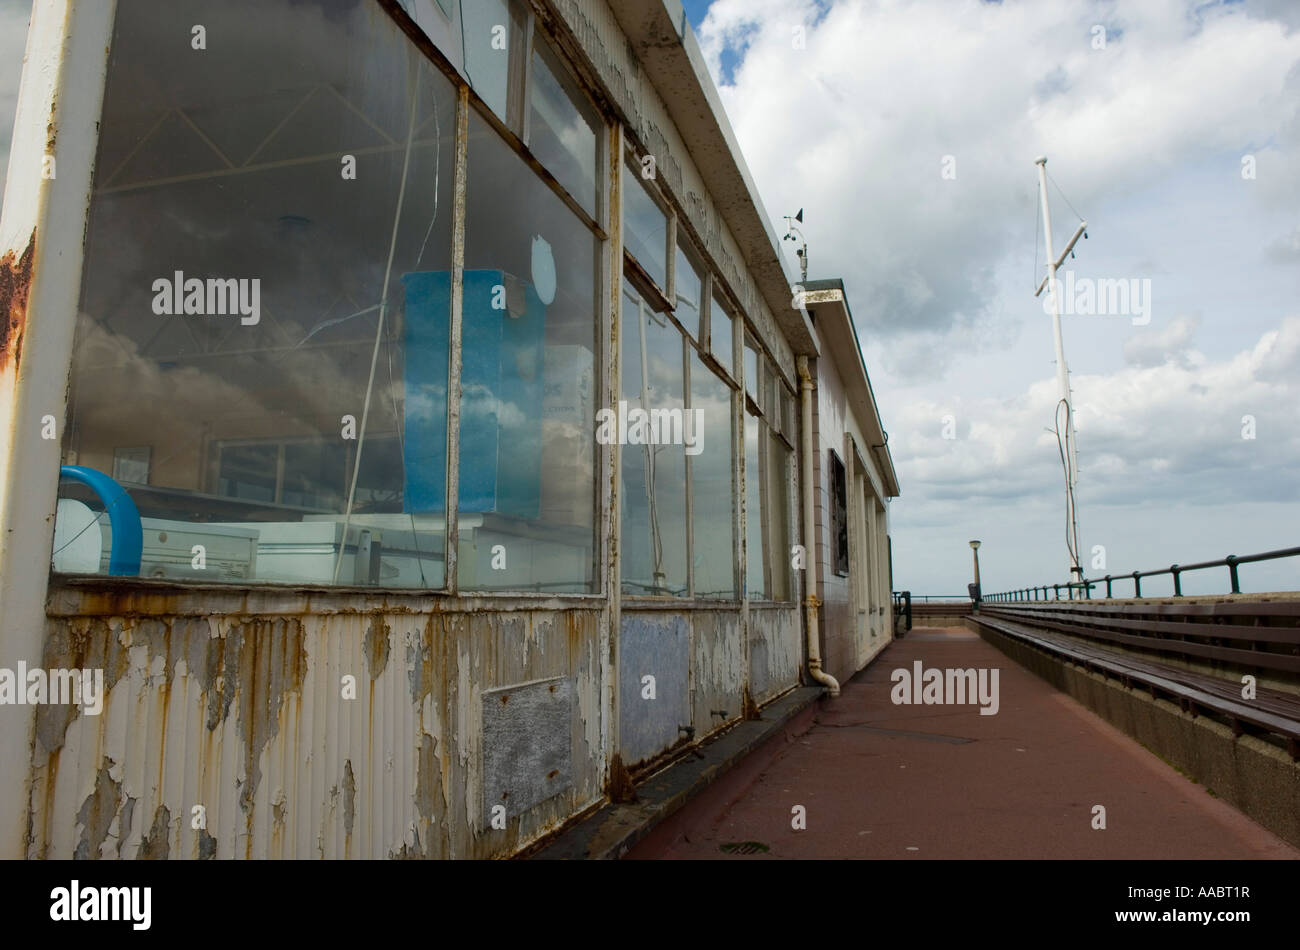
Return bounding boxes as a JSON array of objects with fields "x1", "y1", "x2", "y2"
[
  {"x1": 460, "y1": 385, "x2": 498, "y2": 422},
  {"x1": 490, "y1": 398, "x2": 527, "y2": 430},
  {"x1": 404, "y1": 387, "x2": 445, "y2": 424},
  {"x1": 0, "y1": 0, "x2": 30, "y2": 222}
]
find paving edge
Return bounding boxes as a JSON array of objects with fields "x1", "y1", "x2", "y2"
[
  {"x1": 528, "y1": 685, "x2": 826, "y2": 860},
  {"x1": 968, "y1": 616, "x2": 1300, "y2": 849}
]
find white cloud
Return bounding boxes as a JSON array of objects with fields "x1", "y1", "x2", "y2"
[
  {"x1": 898, "y1": 315, "x2": 1300, "y2": 513},
  {"x1": 696, "y1": 0, "x2": 1300, "y2": 340},
  {"x1": 693, "y1": 0, "x2": 1300, "y2": 591},
  {"x1": 1122, "y1": 312, "x2": 1200, "y2": 366}
]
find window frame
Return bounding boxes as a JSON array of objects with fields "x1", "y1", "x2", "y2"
[
  {"x1": 50, "y1": 0, "x2": 613, "y2": 599},
  {"x1": 621, "y1": 148, "x2": 672, "y2": 301},
  {"x1": 829, "y1": 448, "x2": 850, "y2": 578}
]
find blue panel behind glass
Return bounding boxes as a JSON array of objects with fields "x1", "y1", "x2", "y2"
[{"x1": 401, "y1": 269, "x2": 544, "y2": 517}]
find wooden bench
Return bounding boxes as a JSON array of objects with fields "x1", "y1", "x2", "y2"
[{"x1": 971, "y1": 608, "x2": 1300, "y2": 758}]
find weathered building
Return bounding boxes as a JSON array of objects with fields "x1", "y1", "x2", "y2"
[{"x1": 0, "y1": 0, "x2": 897, "y2": 859}]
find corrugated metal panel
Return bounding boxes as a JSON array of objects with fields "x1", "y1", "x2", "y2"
[
  {"x1": 618, "y1": 612, "x2": 689, "y2": 766},
  {"x1": 691, "y1": 609, "x2": 743, "y2": 731},
  {"x1": 30, "y1": 606, "x2": 604, "y2": 859},
  {"x1": 749, "y1": 607, "x2": 800, "y2": 706}
]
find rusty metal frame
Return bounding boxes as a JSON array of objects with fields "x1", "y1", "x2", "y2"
[
  {"x1": 443, "y1": 83, "x2": 470, "y2": 593},
  {"x1": 603, "y1": 119, "x2": 626, "y2": 797},
  {"x1": 0, "y1": 0, "x2": 118, "y2": 860}
]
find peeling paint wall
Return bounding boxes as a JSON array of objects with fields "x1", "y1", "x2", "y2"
[
  {"x1": 691, "y1": 609, "x2": 744, "y2": 734},
  {"x1": 32, "y1": 593, "x2": 605, "y2": 859},
  {"x1": 749, "y1": 606, "x2": 800, "y2": 706},
  {"x1": 14, "y1": 0, "x2": 818, "y2": 859},
  {"x1": 617, "y1": 605, "x2": 799, "y2": 771}
]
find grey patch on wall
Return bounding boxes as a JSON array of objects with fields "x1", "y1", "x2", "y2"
[
  {"x1": 74, "y1": 763, "x2": 123, "y2": 860},
  {"x1": 482, "y1": 676, "x2": 573, "y2": 823},
  {"x1": 619, "y1": 613, "x2": 689, "y2": 766},
  {"x1": 136, "y1": 804, "x2": 170, "y2": 860},
  {"x1": 749, "y1": 636, "x2": 770, "y2": 699}
]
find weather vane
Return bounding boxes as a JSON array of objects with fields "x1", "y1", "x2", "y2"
[{"x1": 783, "y1": 209, "x2": 808, "y2": 283}]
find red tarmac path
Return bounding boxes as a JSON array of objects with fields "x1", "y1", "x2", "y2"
[{"x1": 627, "y1": 627, "x2": 1299, "y2": 859}]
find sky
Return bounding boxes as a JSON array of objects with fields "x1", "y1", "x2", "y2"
[
  {"x1": 2, "y1": 0, "x2": 1298, "y2": 597},
  {"x1": 683, "y1": 0, "x2": 1300, "y2": 596},
  {"x1": 0, "y1": 0, "x2": 26, "y2": 212}
]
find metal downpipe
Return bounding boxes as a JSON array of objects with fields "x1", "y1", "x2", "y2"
[{"x1": 797, "y1": 356, "x2": 839, "y2": 697}]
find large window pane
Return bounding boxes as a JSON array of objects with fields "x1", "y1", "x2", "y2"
[
  {"x1": 710, "y1": 289, "x2": 733, "y2": 377},
  {"x1": 528, "y1": 37, "x2": 600, "y2": 218},
  {"x1": 461, "y1": 0, "x2": 526, "y2": 131},
  {"x1": 675, "y1": 244, "x2": 703, "y2": 340},
  {"x1": 623, "y1": 162, "x2": 667, "y2": 289},
  {"x1": 461, "y1": 109, "x2": 599, "y2": 592},
  {"x1": 58, "y1": 0, "x2": 455, "y2": 588},
  {"x1": 620, "y1": 280, "x2": 688, "y2": 596},
  {"x1": 744, "y1": 413, "x2": 766, "y2": 599},
  {"x1": 767, "y1": 436, "x2": 793, "y2": 601},
  {"x1": 690, "y1": 353, "x2": 735, "y2": 599},
  {"x1": 743, "y1": 337, "x2": 759, "y2": 403}
]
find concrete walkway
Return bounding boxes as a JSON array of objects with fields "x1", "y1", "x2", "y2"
[{"x1": 627, "y1": 627, "x2": 1299, "y2": 859}]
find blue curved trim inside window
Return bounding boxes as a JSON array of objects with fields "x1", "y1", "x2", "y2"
[{"x1": 59, "y1": 466, "x2": 143, "y2": 577}]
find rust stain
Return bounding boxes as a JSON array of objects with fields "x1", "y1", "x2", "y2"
[
  {"x1": 606, "y1": 753, "x2": 638, "y2": 804},
  {"x1": 414, "y1": 731, "x2": 439, "y2": 822},
  {"x1": 0, "y1": 230, "x2": 36, "y2": 373},
  {"x1": 341, "y1": 760, "x2": 356, "y2": 838},
  {"x1": 229, "y1": 618, "x2": 307, "y2": 815},
  {"x1": 365, "y1": 617, "x2": 391, "y2": 680}
]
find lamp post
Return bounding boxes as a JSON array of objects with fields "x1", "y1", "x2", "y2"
[{"x1": 969, "y1": 540, "x2": 982, "y2": 604}]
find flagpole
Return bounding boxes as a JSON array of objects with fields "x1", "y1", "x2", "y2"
[{"x1": 1035, "y1": 156, "x2": 1083, "y2": 587}]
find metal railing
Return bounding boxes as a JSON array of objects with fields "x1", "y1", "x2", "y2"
[
  {"x1": 982, "y1": 545, "x2": 1300, "y2": 602},
  {"x1": 892, "y1": 590, "x2": 912, "y2": 632}
]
